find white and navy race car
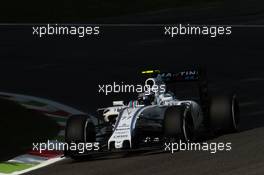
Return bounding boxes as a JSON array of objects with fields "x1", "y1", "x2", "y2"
[{"x1": 64, "y1": 69, "x2": 239, "y2": 158}]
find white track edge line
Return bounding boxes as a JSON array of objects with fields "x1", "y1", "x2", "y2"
[{"x1": 9, "y1": 157, "x2": 65, "y2": 175}]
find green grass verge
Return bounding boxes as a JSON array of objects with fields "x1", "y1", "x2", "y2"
[{"x1": 0, "y1": 162, "x2": 35, "y2": 174}]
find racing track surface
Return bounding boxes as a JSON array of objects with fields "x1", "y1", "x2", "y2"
[{"x1": 1, "y1": 3, "x2": 264, "y2": 175}]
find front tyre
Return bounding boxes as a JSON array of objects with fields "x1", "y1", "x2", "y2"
[
  {"x1": 64, "y1": 115, "x2": 96, "y2": 158},
  {"x1": 209, "y1": 94, "x2": 239, "y2": 134},
  {"x1": 164, "y1": 106, "x2": 194, "y2": 142}
]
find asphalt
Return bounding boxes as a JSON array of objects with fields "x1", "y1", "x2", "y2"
[
  {"x1": 94, "y1": 0, "x2": 264, "y2": 24},
  {"x1": 1, "y1": 1, "x2": 264, "y2": 174}
]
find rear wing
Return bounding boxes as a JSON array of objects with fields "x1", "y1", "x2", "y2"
[{"x1": 141, "y1": 69, "x2": 205, "y2": 83}]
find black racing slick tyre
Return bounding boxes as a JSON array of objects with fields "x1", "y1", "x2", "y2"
[
  {"x1": 209, "y1": 94, "x2": 239, "y2": 134},
  {"x1": 64, "y1": 115, "x2": 96, "y2": 158},
  {"x1": 164, "y1": 106, "x2": 194, "y2": 142}
]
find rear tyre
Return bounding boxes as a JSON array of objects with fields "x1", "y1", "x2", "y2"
[
  {"x1": 64, "y1": 115, "x2": 96, "y2": 158},
  {"x1": 209, "y1": 94, "x2": 239, "y2": 134},
  {"x1": 164, "y1": 106, "x2": 194, "y2": 142}
]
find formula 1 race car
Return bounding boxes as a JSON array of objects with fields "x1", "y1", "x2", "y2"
[{"x1": 64, "y1": 69, "x2": 239, "y2": 158}]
